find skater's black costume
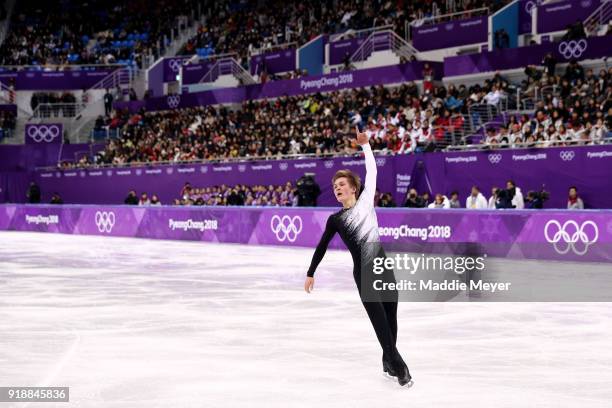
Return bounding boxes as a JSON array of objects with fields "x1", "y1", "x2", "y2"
[{"x1": 307, "y1": 143, "x2": 411, "y2": 385}]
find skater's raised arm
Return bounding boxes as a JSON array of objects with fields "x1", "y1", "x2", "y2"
[{"x1": 355, "y1": 127, "x2": 376, "y2": 205}]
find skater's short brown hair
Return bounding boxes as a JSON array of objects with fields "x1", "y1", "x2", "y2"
[{"x1": 332, "y1": 170, "x2": 361, "y2": 198}]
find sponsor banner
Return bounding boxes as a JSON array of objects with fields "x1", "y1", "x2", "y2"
[
  {"x1": 0, "y1": 69, "x2": 117, "y2": 90},
  {"x1": 444, "y1": 35, "x2": 611, "y2": 77},
  {"x1": 142, "y1": 61, "x2": 442, "y2": 112},
  {"x1": 1, "y1": 204, "x2": 611, "y2": 263},
  {"x1": 537, "y1": 0, "x2": 602, "y2": 33},
  {"x1": 411, "y1": 16, "x2": 487, "y2": 51},
  {"x1": 250, "y1": 49, "x2": 297, "y2": 75}
]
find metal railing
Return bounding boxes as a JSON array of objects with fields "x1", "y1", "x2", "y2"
[
  {"x1": 584, "y1": 0, "x2": 612, "y2": 36},
  {"x1": 329, "y1": 24, "x2": 394, "y2": 42},
  {"x1": 199, "y1": 58, "x2": 256, "y2": 85},
  {"x1": 410, "y1": 7, "x2": 489, "y2": 27},
  {"x1": 250, "y1": 41, "x2": 298, "y2": 56},
  {"x1": 350, "y1": 29, "x2": 417, "y2": 64},
  {"x1": 31, "y1": 103, "x2": 81, "y2": 119}
]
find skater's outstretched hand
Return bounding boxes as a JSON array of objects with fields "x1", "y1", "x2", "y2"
[
  {"x1": 304, "y1": 277, "x2": 314, "y2": 293},
  {"x1": 352, "y1": 126, "x2": 369, "y2": 146}
]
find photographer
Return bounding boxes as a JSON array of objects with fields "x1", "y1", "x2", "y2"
[
  {"x1": 525, "y1": 191, "x2": 545, "y2": 209},
  {"x1": 403, "y1": 188, "x2": 425, "y2": 208},
  {"x1": 296, "y1": 174, "x2": 321, "y2": 207}
]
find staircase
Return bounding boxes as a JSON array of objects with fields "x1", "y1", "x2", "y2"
[
  {"x1": 584, "y1": 0, "x2": 612, "y2": 36},
  {"x1": 350, "y1": 30, "x2": 418, "y2": 66},
  {"x1": 199, "y1": 58, "x2": 256, "y2": 85}
]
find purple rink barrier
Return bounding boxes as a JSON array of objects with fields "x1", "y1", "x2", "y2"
[
  {"x1": 250, "y1": 49, "x2": 297, "y2": 75},
  {"x1": 411, "y1": 16, "x2": 488, "y2": 51},
  {"x1": 329, "y1": 37, "x2": 366, "y2": 65},
  {"x1": 24, "y1": 124, "x2": 63, "y2": 145},
  {"x1": 0, "y1": 204, "x2": 611, "y2": 264},
  {"x1": 537, "y1": 0, "x2": 602, "y2": 33},
  {"x1": 30, "y1": 145, "x2": 612, "y2": 209},
  {"x1": 0, "y1": 69, "x2": 116, "y2": 91},
  {"x1": 143, "y1": 61, "x2": 442, "y2": 112},
  {"x1": 444, "y1": 35, "x2": 611, "y2": 76}
]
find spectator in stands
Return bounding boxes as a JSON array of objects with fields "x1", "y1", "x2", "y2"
[
  {"x1": 124, "y1": 190, "x2": 138, "y2": 205},
  {"x1": 488, "y1": 187, "x2": 498, "y2": 209},
  {"x1": 129, "y1": 88, "x2": 138, "y2": 101},
  {"x1": 494, "y1": 28, "x2": 510, "y2": 49},
  {"x1": 428, "y1": 193, "x2": 450, "y2": 209},
  {"x1": 565, "y1": 60, "x2": 585, "y2": 84},
  {"x1": 567, "y1": 186, "x2": 584, "y2": 209},
  {"x1": 26, "y1": 182, "x2": 41, "y2": 204},
  {"x1": 506, "y1": 180, "x2": 524, "y2": 209},
  {"x1": 403, "y1": 188, "x2": 424, "y2": 208},
  {"x1": 542, "y1": 52, "x2": 557, "y2": 76},
  {"x1": 138, "y1": 192, "x2": 151, "y2": 206},
  {"x1": 104, "y1": 89, "x2": 114, "y2": 116},
  {"x1": 449, "y1": 191, "x2": 461, "y2": 209},
  {"x1": 422, "y1": 63, "x2": 434, "y2": 93},
  {"x1": 563, "y1": 20, "x2": 587, "y2": 41},
  {"x1": 377, "y1": 192, "x2": 396, "y2": 207},
  {"x1": 466, "y1": 186, "x2": 488, "y2": 209},
  {"x1": 150, "y1": 194, "x2": 161, "y2": 206}
]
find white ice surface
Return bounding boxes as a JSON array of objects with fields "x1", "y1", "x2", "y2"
[{"x1": 1, "y1": 231, "x2": 611, "y2": 408}]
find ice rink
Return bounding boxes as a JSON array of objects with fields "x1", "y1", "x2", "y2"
[{"x1": 1, "y1": 231, "x2": 612, "y2": 408}]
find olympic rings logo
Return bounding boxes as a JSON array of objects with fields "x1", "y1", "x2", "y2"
[
  {"x1": 168, "y1": 58, "x2": 186, "y2": 72},
  {"x1": 544, "y1": 219, "x2": 598, "y2": 255},
  {"x1": 324, "y1": 160, "x2": 335, "y2": 169},
  {"x1": 270, "y1": 215, "x2": 303, "y2": 242},
  {"x1": 95, "y1": 211, "x2": 116, "y2": 233},
  {"x1": 279, "y1": 163, "x2": 288, "y2": 171},
  {"x1": 558, "y1": 40, "x2": 587, "y2": 60},
  {"x1": 167, "y1": 95, "x2": 181, "y2": 109},
  {"x1": 525, "y1": 0, "x2": 542, "y2": 13},
  {"x1": 488, "y1": 153, "x2": 502, "y2": 164},
  {"x1": 27, "y1": 125, "x2": 61, "y2": 143},
  {"x1": 238, "y1": 164, "x2": 247, "y2": 172},
  {"x1": 376, "y1": 157, "x2": 387, "y2": 166},
  {"x1": 559, "y1": 151, "x2": 575, "y2": 161}
]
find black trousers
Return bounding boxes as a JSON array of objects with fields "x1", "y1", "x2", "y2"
[{"x1": 354, "y1": 259, "x2": 408, "y2": 372}]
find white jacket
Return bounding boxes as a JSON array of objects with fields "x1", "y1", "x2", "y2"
[
  {"x1": 488, "y1": 195, "x2": 496, "y2": 209},
  {"x1": 512, "y1": 187, "x2": 524, "y2": 209},
  {"x1": 465, "y1": 193, "x2": 488, "y2": 209},
  {"x1": 428, "y1": 196, "x2": 451, "y2": 209}
]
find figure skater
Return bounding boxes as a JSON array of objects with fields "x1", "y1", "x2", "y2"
[{"x1": 304, "y1": 127, "x2": 412, "y2": 387}]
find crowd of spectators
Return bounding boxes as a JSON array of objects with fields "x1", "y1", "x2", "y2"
[
  {"x1": 179, "y1": 0, "x2": 511, "y2": 68},
  {"x1": 117, "y1": 180, "x2": 584, "y2": 210},
  {"x1": 483, "y1": 63, "x2": 611, "y2": 148},
  {"x1": 86, "y1": 63, "x2": 609, "y2": 167},
  {"x1": 0, "y1": 0, "x2": 199, "y2": 67},
  {"x1": 401, "y1": 183, "x2": 585, "y2": 210},
  {"x1": 174, "y1": 182, "x2": 298, "y2": 207},
  {"x1": 90, "y1": 73, "x2": 510, "y2": 165}
]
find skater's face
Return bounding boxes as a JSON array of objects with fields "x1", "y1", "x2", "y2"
[{"x1": 333, "y1": 177, "x2": 356, "y2": 204}]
